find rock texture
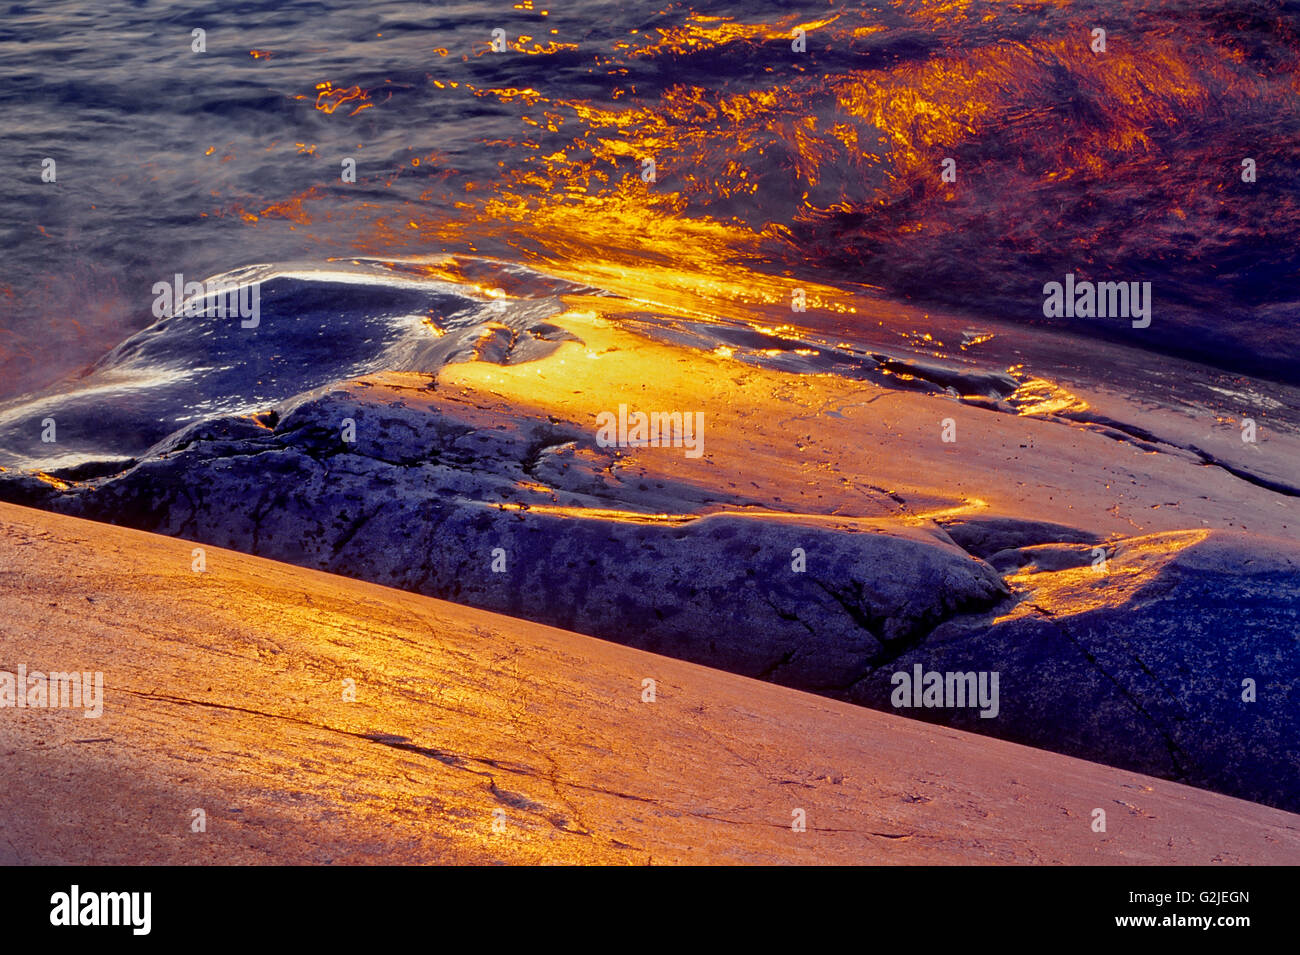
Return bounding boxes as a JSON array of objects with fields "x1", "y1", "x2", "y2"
[
  {"x1": 4, "y1": 375, "x2": 1297, "y2": 812},
  {"x1": 852, "y1": 530, "x2": 1300, "y2": 810},
  {"x1": 2, "y1": 502, "x2": 1297, "y2": 865},
  {"x1": 0, "y1": 380, "x2": 1010, "y2": 692},
  {"x1": 3, "y1": 268, "x2": 1298, "y2": 817}
]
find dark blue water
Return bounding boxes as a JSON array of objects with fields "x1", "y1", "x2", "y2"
[{"x1": 2, "y1": 0, "x2": 1298, "y2": 398}]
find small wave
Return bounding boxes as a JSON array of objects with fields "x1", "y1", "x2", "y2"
[{"x1": 0, "y1": 261, "x2": 575, "y2": 470}]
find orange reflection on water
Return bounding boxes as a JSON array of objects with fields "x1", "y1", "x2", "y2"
[
  {"x1": 995, "y1": 529, "x2": 1211, "y2": 623},
  {"x1": 32, "y1": 471, "x2": 71, "y2": 491},
  {"x1": 627, "y1": 12, "x2": 841, "y2": 57},
  {"x1": 312, "y1": 81, "x2": 372, "y2": 116},
  {"x1": 1008, "y1": 375, "x2": 1090, "y2": 417},
  {"x1": 212, "y1": 3, "x2": 1300, "y2": 347}
]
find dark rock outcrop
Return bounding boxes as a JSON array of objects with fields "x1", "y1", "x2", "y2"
[{"x1": 2, "y1": 382, "x2": 1009, "y2": 692}]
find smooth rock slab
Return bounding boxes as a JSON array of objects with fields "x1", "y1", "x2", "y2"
[{"x1": 2, "y1": 502, "x2": 1297, "y2": 865}]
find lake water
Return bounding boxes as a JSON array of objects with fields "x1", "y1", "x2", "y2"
[{"x1": 1, "y1": 0, "x2": 1297, "y2": 405}]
